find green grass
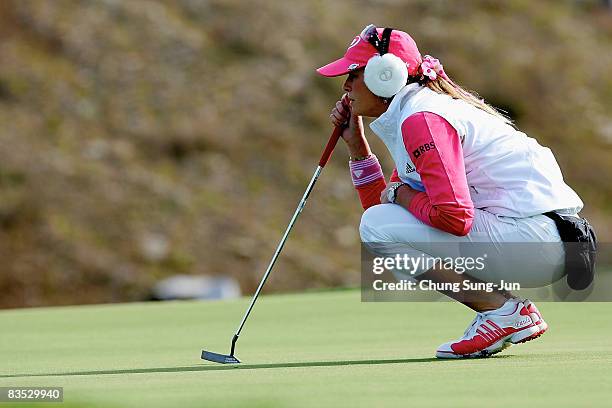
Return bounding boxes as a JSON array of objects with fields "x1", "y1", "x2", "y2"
[{"x1": 1, "y1": 291, "x2": 611, "y2": 407}]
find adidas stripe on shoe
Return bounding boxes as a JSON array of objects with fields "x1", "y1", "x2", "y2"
[{"x1": 436, "y1": 300, "x2": 540, "y2": 359}]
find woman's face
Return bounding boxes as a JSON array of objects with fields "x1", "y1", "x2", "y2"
[{"x1": 343, "y1": 69, "x2": 387, "y2": 117}]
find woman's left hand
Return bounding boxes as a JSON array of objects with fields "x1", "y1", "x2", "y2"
[
  {"x1": 380, "y1": 184, "x2": 394, "y2": 204},
  {"x1": 380, "y1": 183, "x2": 418, "y2": 205}
]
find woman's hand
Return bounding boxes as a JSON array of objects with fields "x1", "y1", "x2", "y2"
[
  {"x1": 330, "y1": 94, "x2": 370, "y2": 158},
  {"x1": 380, "y1": 182, "x2": 420, "y2": 207},
  {"x1": 380, "y1": 183, "x2": 394, "y2": 204},
  {"x1": 329, "y1": 93, "x2": 350, "y2": 128}
]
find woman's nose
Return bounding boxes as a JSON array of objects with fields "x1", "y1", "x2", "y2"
[{"x1": 343, "y1": 78, "x2": 351, "y2": 92}]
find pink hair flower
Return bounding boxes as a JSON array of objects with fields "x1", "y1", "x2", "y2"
[{"x1": 420, "y1": 55, "x2": 447, "y2": 81}]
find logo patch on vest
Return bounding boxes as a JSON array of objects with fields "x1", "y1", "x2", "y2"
[
  {"x1": 405, "y1": 163, "x2": 416, "y2": 173},
  {"x1": 412, "y1": 141, "x2": 436, "y2": 159},
  {"x1": 353, "y1": 169, "x2": 364, "y2": 178}
]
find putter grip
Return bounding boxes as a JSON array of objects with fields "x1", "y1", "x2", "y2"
[{"x1": 318, "y1": 126, "x2": 343, "y2": 168}]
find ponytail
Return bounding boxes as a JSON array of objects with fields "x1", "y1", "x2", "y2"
[
  {"x1": 409, "y1": 55, "x2": 513, "y2": 125},
  {"x1": 425, "y1": 76, "x2": 513, "y2": 125}
]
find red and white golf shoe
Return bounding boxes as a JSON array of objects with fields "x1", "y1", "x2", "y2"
[
  {"x1": 523, "y1": 298, "x2": 548, "y2": 336},
  {"x1": 436, "y1": 299, "x2": 543, "y2": 359}
]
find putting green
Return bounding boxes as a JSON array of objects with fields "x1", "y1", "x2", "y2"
[{"x1": 1, "y1": 290, "x2": 610, "y2": 407}]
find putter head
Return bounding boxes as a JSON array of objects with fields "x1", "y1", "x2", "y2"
[{"x1": 201, "y1": 350, "x2": 241, "y2": 364}]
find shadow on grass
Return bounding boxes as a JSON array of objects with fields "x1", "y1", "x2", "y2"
[{"x1": 1, "y1": 355, "x2": 516, "y2": 378}]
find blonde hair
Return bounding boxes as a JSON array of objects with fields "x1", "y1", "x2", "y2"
[{"x1": 424, "y1": 76, "x2": 513, "y2": 125}]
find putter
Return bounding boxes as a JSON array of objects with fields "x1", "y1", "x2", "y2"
[{"x1": 202, "y1": 125, "x2": 344, "y2": 364}]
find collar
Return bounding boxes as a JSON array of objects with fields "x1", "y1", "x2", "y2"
[{"x1": 369, "y1": 83, "x2": 423, "y2": 138}]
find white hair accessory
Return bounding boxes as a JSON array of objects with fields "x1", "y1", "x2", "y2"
[{"x1": 363, "y1": 53, "x2": 408, "y2": 98}]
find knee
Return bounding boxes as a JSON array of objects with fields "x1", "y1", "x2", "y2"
[
  {"x1": 360, "y1": 204, "x2": 433, "y2": 244},
  {"x1": 359, "y1": 205, "x2": 388, "y2": 243}
]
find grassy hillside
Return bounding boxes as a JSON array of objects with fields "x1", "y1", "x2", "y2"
[
  {"x1": 1, "y1": 290, "x2": 611, "y2": 407},
  {"x1": 0, "y1": 0, "x2": 611, "y2": 307}
]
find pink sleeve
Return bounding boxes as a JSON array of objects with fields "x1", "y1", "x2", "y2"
[
  {"x1": 349, "y1": 156, "x2": 402, "y2": 210},
  {"x1": 356, "y1": 179, "x2": 385, "y2": 210},
  {"x1": 402, "y1": 112, "x2": 474, "y2": 236},
  {"x1": 355, "y1": 167, "x2": 401, "y2": 209}
]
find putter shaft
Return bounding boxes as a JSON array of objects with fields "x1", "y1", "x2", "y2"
[
  {"x1": 202, "y1": 126, "x2": 343, "y2": 363},
  {"x1": 233, "y1": 165, "x2": 323, "y2": 340}
]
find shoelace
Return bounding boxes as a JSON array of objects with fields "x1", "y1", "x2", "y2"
[{"x1": 463, "y1": 312, "x2": 487, "y2": 339}]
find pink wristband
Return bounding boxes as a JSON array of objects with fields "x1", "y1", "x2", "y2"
[{"x1": 349, "y1": 155, "x2": 384, "y2": 187}]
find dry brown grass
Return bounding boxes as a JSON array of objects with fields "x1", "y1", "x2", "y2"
[{"x1": 0, "y1": 0, "x2": 610, "y2": 307}]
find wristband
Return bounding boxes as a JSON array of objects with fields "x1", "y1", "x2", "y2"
[{"x1": 349, "y1": 154, "x2": 384, "y2": 187}]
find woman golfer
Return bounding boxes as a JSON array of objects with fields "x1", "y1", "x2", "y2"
[{"x1": 317, "y1": 25, "x2": 584, "y2": 358}]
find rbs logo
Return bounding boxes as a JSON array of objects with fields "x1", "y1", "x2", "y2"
[{"x1": 412, "y1": 142, "x2": 436, "y2": 159}]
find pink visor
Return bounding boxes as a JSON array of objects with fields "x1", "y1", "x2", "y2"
[{"x1": 316, "y1": 25, "x2": 422, "y2": 77}]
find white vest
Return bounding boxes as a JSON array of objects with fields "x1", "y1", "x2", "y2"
[{"x1": 370, "y1": 84, "x2": 583, "y2": 217}]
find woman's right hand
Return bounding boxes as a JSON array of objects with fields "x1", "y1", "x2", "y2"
[{"x1": 330, "y1": 93, "x2": 365, "y2": 144}]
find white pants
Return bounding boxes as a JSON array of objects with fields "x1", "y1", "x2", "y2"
[{"x1": 360, "y1": 204, "x2": 565, "y2": 287}]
